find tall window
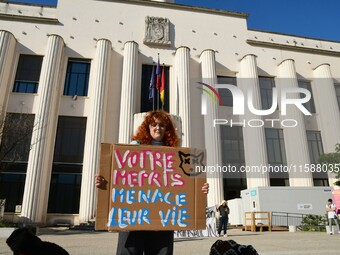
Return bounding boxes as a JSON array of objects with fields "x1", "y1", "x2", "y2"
[
  {"x1": 306, "y1": 131, "x2": 328, "y2": 186},
  {"x1": 335, "y1": 83, "x2": 340, "y2": 110},
  {"x1": 298, "y1": 80, "x2": 316, "y2": 114},
  {"x1": 220, "y1": 126, "x2": 246, "y2": 199},
  {"x1": 0, "y1": 113, "x2": 35, "y2": 212},
  {"x1": 141, "y1": 64, "x2": 169, "y2": 113},
  {"x1": 217, "y1": 76, "x2": 237, "y2": 106},
  {"x1": 307, "y1": 131, "x2": 323, "y2": 164},
  {"x1": 265, "y1": 128, "x2": 289, "y2": 186},
  {"x1": 53, "y1": 116, "x2": 87, "y2": 163},
  {"x1": 63, "y1": 59, "x2": 91, "y2": 97},
  {"x1": 259, "y1": 77, "x2": 276, "y2": 110},
  {"x1": 12, "y1": 55, "x2": 43, "y2": 93},
  {"x1": 48, "y1": 116, "x2": 87, "y2": 214}
]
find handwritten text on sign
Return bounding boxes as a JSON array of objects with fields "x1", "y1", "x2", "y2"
[{"x1": 102, "y1": 145, "x2": 206, "y2": 231}]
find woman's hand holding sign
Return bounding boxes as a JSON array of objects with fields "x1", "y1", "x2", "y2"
[
  {"x1": 95, "y1": 175, "x2": 106, "y2": 189},
  {"x1": 202, "y1": 182, "x2": 209, "y2": 194}
]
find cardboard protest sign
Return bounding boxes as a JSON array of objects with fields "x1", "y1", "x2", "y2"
[
  {"x1": 95, "y1": 143, "x2": 207, "y2": 231},
  {"x1": 332, "y1": 189, "x2": 340, "y2": 214}
]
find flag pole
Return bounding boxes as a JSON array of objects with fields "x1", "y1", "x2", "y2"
[
  {"x1": 153, "y1": 63, "x2": 155, "y2": 111},
  {"x1": 157, "y1": 53, "x2": 160, "y2": 110},
  {"x1": 149, "y1": 63, "x2": 156, "y2": 111},
  {"x1": 162, "y1": 63, "x2": 164, "y2": 111},
  {"x1": 153, "y1": 86, "x2": 155, "y2": 111}
]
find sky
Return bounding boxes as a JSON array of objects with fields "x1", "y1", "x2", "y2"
[{"x1": 7, "y1": 0, "x2": 340, "y2": 42}]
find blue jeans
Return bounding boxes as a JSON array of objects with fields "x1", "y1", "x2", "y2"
[{"x1": 218, "y1": 216, "x2": 229, "y2": 235}]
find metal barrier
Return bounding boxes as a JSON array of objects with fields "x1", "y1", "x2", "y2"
[{"x1": 271, "y1": 211, "x2": 305, "y2": 227}]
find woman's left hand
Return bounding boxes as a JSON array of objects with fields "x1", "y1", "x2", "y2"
[{"x1": 202, "y1": 182, "x2": 209, "y2": 194}]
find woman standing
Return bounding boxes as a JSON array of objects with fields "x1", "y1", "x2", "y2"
[
  {"x1": 95, "y1": 110, "x2": 209, "y2": 255},
  {"x1": 217, "y1": 200, "x2": 230, "y2": 237}
]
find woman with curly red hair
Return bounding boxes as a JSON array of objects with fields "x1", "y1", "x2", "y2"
[
  {"x1": 95, "y1": 110, "x2": 209, "y2": 255},
  {"x1": 131, "y1": 110, "x2": 179, "y2": 147}
]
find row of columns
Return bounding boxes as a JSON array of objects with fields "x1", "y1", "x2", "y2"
[
  {"x1": 0, "y1": 30, "x2": 196, "y2": 223},
  {"x1": 0, "y1": 31, "x2": 118, "y2": 223},
  {"x1": 233, "y1": 55, "x2": 340, "y2": 188},
  {"x1": 198, "y1": 52, "x2": 340, "y2": 205},
  {"x1": 313, "y1": 65, "x2": 340, "y2": 185}
]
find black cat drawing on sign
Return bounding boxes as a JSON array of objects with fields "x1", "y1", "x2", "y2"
[{"x1": 178, "y1": 151, "x2": 205, "y2": 176}]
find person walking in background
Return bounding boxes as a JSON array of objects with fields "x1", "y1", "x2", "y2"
[
  {"x1": 217, "y1": 200, "x2": 230, "y2": 237},
  {"x1": 95, "y1": 110, "x2": 209, "y2": 255},
  {"x1": 326, "y1": 198, "x2": 339, "y2": 235}
]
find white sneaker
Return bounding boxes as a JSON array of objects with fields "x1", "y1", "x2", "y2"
[{"x1": 224, "y1": 234, "x2": 228, "y2": 237}]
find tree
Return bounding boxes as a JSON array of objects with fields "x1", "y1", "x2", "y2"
[
  {"x1": 0, "y1": 111, "x2": 36, "y2": 171},
  {"x1": 0, "y1": 110, "x2": 36, "y2": 219},
  {"x1": 318, "y1": 143, "x2": 340, "y2": 186}
]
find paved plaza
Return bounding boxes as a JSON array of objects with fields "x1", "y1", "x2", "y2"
[{"x1": 1, "y1": 228, "x2": 339, "y2": 255}]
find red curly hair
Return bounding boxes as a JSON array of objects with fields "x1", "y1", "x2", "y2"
[{"x1": 132, "y1": 110, "x2": 180, "y2": 147}]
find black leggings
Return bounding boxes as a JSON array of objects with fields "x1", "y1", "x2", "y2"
[{"x1": 116, "y1": 231, "x2": 174, "y2": 255}]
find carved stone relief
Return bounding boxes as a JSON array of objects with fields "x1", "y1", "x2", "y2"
[{"x1": 144, "y1": 16, "x2": 171, "y2": 46}]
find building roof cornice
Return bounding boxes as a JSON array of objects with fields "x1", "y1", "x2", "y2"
[
  {"x1": 98, "y1": 0, "x2": 248, "y2": 19},
  {"x1": 0, "y1": 12, "x2": 59, "y2": 24},
  {"x1": 247, "y1": 39, "x2": 340, "y2": 57},
  {"x1": 249, "y1": 28, "x2": 340, "y2": 44}
]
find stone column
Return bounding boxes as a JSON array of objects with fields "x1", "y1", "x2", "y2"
[
  {"x1": 21, "y1": 35, "x2": 64, "y2": 223},
  {"x1": 79, "y1": 39, "x2": 112, "y2": 223},
  {"x1": 239, "y1": 54, "x2": 270, "y2": 188},
  {"x1": 277, "y1": 59, "x2": 313, "y2": 186},
  {"x1": 200, "y1": 49, "x2": 223, "y2": 207},
  {"x1": 0, "y1": 31, "x2": 16, "y2": 113},
  {"x1": 118, "y1": 41, "x2": 138, "y2": 143},
  {"x1": 175, "y1": 46, "x2": 191, "y2": 147},
  {"x1": 313, "y1": 64, "x2": 340, "y2": 186}
]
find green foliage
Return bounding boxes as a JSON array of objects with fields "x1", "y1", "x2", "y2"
[
  {"x1": 336, "y1": 144, "x2": 340, "y2": 153},
  {"x1": 0, "y1": 219, "x2": 9, "y2": 227},
  {"x1": 318, "y1": 143, "x2": 340, "y2": 186},
  {"x1": 300, "y1": 214, "x2": 328, "y2": 232}
]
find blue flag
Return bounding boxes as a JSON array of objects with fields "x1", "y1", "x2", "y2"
[{"x1": 149, "y1": 66, "x2": 155, "y2": 100}]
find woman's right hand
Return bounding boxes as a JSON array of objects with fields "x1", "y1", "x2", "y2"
[{"x1": 95, "y1": 175, "x2": 106, "y2": 188}]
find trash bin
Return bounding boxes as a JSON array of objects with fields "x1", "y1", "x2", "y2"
[{"x1": 289, "y1": 225, "x2": 297, "y2": 232}]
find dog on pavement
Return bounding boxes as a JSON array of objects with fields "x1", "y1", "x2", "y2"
[{"x1": 6, "y1": 227, "x2": 69, "y2": 255}]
